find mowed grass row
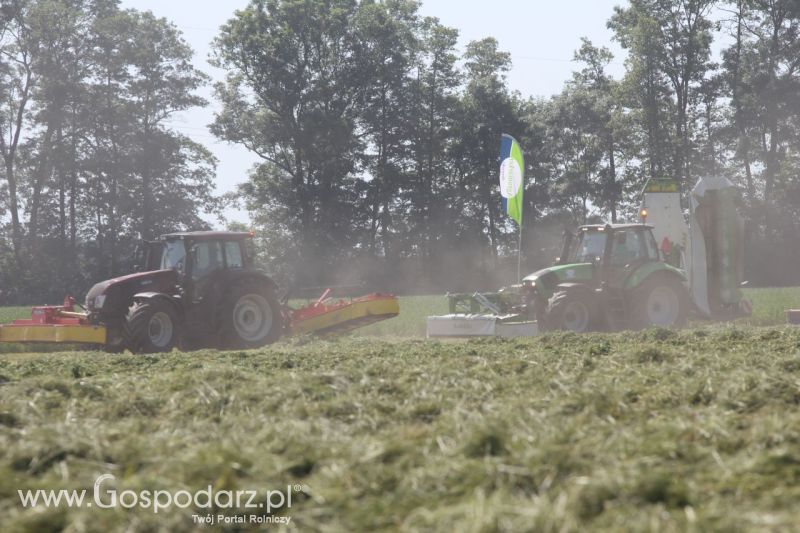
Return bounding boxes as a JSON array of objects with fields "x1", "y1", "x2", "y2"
[{"x1": 2, "y1": 328, "x2": 800, "y2": 531}]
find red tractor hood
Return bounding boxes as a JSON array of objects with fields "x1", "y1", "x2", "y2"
[{"x1": 85, "y1": 270, "x2": 179, "y2": 312}]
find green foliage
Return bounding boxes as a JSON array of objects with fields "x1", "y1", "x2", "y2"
[
  {"x1": 209, "y1": 0, "x2": 800, "y2": 291},
  {"x1": 3, "y1": 0, "x2": 800, "y2": 300},
  {"x1": 212, "y1": 0, "x2": 530, "y2": 290},
  {"x1": 0, "y1": 0, "x2": 218, "y2": 303},
  {"x1": 211, "y1": 0, "x2": 368, "y2": 284}
]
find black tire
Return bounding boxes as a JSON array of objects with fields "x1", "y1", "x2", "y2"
[
  {"x1": 544, "y1": 289, "x2": 598, "y2": 333},
  {"x1": 217, "y1": 281, "x2": 282, "y2": 349},
  {"x1": 123, "y1": 299, "x2": 181, "y2": 353},
  {"x1": 631, "y1": 275, "x2": 688, "y2": 329}
]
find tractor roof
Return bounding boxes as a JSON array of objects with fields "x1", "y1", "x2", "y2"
[
  {"x1": 579, "y1": 223, "x2": 653, "y2": 231},
  {"x1": 160, "y1": 231, "x2": 253, "y2": 240}
]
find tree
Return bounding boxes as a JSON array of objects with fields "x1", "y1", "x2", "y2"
[
  {"x1": 0, "y1": 0, "x2": 218, "y2": 301},
  {"x1": 355, "y1": 0, "x2": 420, "y2": 263},
  {"x1": 739, "y1": 1, "x2": 800, "y2": 221},
  {"x1": 212, "y1": 0, "x2": 367, "y2": 285},
  {"x1": 722, "y1": 0, "x2": 758, "y2": 202},
  {"x1": 572, "y1": 38, "x2": 625, "y2": 222},
  {"x1": 609, "y1": 0, "x2": 716, "y2": 189},
  {"x1": 81, "y1": 6, "x2": 216, "y2": 276},
  {"x1": 610, "y1": 3, "x2": 675, "y2": 183},
  {"x1": 451, "y1": 38, "x2": 524, "y2": 267},
  {"x1": 0, "y1": 0, "x2": 36, "y2": 262},
  {"x1": 405, "y1": 17, "x2": 461, "y2": 280}
]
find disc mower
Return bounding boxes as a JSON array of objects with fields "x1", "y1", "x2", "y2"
[{"x1": 0, "y1": 231, "x2": 399, "y2": 353}]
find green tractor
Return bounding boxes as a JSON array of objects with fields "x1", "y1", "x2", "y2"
[{"x1": 522, "y1": 223, "x2": 690, "y2": 332}]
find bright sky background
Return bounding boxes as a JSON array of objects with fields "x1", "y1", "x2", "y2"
[{"x1": 120, "y1": 0, "x2": 629, "y2": 227}]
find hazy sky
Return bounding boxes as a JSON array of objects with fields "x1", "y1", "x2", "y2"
[{"x1": 120, "y1": 0, "x2": 627, "y2": 226}]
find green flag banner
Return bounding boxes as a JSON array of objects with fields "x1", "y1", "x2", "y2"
[{"x1": 499, "y1": 134, "x2": 524, "y2": 225}]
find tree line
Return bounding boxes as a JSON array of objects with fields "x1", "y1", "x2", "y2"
[
  {"x1": 1, "y1": 0, "x2": 799, "y2": 303},
  {"x1": 0, "y1": 0, "x2": 219, "y2": 303}
]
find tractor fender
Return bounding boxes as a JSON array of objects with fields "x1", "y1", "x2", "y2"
[
  {"x1": 624, "y1": 262, "x2": 686, "y2": 290},
  {"x1": 132, "y1": 292, "x2": 184, "y2": 318},
  {"x1": 219, "y1": 269, "x2": 279, "y2": 292},
  {"x1": 556, "y1": 282, "x2": 595, "y2": 292},
  {"x1": 552, "y1": 282, "x2": 598, "y2": 299}
]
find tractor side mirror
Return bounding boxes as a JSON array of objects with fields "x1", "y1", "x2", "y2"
[
  {"x1": 133, "y1": 248, "x2": 142, "y2": 272},
  {"x1": 182, "y1": 248, "x2": 195, "y2": 277}
]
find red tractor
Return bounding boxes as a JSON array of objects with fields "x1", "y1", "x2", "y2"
[{"x1": 86, "y1": 231, "x2": 282, "y2": 352}]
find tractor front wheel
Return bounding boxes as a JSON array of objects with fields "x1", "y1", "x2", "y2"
[
  {"x1": 631, "y1": 276, "x2": 688, "y2": 329},
  {"x1": 544, "y1": 290, "x2": 598, "y2": 333},
  {"x1": 123, "y1": 299, "x2": 181, "y2": 353},
  {"x1": 217, "y1": 282, "x2": 282, "y2": 349}
]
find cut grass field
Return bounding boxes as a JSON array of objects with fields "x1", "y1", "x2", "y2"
[
  {"x1": 1, "y1": 289, "x2": 800, "y2": 531},
  {"x1": 3, "y1": 329, "x2": 800, "y2": 531}
]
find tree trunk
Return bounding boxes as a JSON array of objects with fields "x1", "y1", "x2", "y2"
[
  {"x1": 731, "y1": 0, "x2": 756, "y2": 202},
  {"x1": 28, "y1": 121, "x2": 57, "y2": 248},
  {"x1": 4, "y1": 155, "x2": 23, "y2": 262},
  {"x1": 57, "y1": 126, "x2": 66, "y2": 243},
  {"x1": 608, "y1": 132, "x2": 618, "y2": 223},
  {"x1": 0, "y1": 64, "x2": 33, "y2": 263}
]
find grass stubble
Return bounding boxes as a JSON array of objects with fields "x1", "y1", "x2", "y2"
[{"x1": 0, "y1": 290, "x2": 800, "y2": 531}]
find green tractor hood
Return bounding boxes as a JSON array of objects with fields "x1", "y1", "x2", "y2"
[{"x1": 523, "y1": 263, "x2": 594, "y2": 298}]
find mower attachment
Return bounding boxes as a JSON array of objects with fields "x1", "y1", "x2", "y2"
[
  {"x1": 288, "y1": 291, "x2": 400, "y2": 336},
  {"x1": 0, "y1": 296, "x2": 106, "y2": 345}
]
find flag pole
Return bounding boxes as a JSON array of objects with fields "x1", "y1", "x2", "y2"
[
  {"x1": 500, "y1": 133, "x2": 524, "y2": 284},
  {"x1": 517, "y1": 218, "x2": 523, "y2": 284}
]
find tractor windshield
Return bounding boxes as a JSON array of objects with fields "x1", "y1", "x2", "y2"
[
  {"x1": 161, "y1": 239, "x2": 187, "y2": 272},
  {"x1": 567, "y1": 231, "x2": 607, "y2": 263}
]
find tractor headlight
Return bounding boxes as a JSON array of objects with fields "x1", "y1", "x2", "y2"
[
  {"x1": 521, "y1": 279, "x2": 536, "y2": 298},
  {"x1": 93, "y1": 294, "x2": 107, "y2": 309}
]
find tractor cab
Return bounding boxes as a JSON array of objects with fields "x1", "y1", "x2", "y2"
[
  {"x1": 561, "y1": 225, "x2": 661, "y2": 269},
  {"x1": 139, "y1": 231, "x2": 254, "y2": 277}
]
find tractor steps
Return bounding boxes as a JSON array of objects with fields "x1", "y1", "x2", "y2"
[{"x1": 604, "y1": 288, "x2": 629, "y2": 330}]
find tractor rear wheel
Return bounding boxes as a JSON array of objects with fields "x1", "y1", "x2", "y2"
[
  {"x1": 217, "y1": 281, "x2": 282, "y2": 349},
  {"x1": 631, "y1": 276, "x2": 688, "y2": 329},
  {"x1": 544, "y1": 289, "x2": 598, "y2": 333},
  {"x1": 123, "y1": 299, "x2": 181, "y2": 353}
]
